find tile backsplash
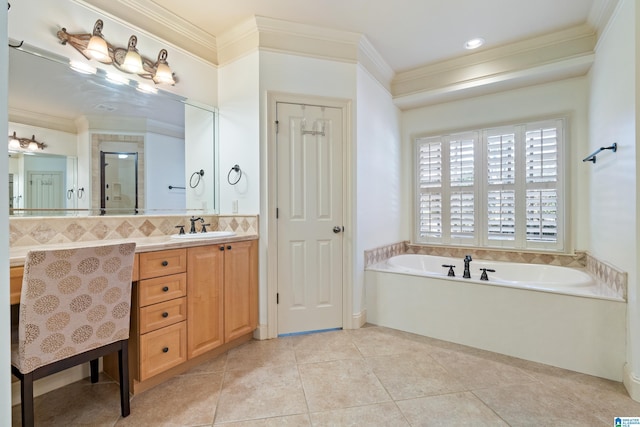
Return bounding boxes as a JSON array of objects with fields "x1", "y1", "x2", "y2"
[{"x1": 9, "y1": 215, "x2": 258, "y2": 248}]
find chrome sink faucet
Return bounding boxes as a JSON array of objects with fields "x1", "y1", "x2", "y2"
[
  {"x1": 463, "y1": 255, "x2": 472, "y2": 278},
  {"x1": 189, "y1": 216, "x2": 203, "y2": 234}
]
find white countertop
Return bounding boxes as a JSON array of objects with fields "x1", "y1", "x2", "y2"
[{"x1": 10, "y1": 233, "x2": 259, "y2": 267}]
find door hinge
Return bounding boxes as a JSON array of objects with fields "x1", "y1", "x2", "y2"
[
  {"x1": 276, "y1": 293, "x2": 279, "y2": 304},
  {"x1": 275, "y1": 120, "x2": 279, "y2": 134},
  {"x1": 276, "y1": 207, "x2": 279, "y2": 219}
]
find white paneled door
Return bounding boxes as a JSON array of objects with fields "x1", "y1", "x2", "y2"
[{"x1": 276, "y1": 102, "x2": 344, "y2": 335}]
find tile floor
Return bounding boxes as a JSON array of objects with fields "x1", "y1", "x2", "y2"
[{"x1": 11, "y1": 325, "x2": 640, "y2": 426}]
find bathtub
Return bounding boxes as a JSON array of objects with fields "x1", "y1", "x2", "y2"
[{"x1": 365, "y1": 254, "x2": 626, "y2": 381}]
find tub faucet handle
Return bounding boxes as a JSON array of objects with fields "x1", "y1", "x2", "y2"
[
  {"x1": 479, "y1": 268, "x2": 495, "y2": 281},
  {"x1": 442, "y1": 264, "x2": 456, "y2": 277}
]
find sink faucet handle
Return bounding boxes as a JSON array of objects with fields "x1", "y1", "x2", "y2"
[
  {"x1": 442, "y1": 264, "x2": 456, "y2": 277},
  {"x1": 201, "y1": 223, "x2": 211, "y2": 233},
  {"x1": 175, "y1": 225, "x2": 185, "y2": 235}
]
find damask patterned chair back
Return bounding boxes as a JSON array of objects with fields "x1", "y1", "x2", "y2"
[{"x1": 13, "y1": 242, "x2": 136, "y2": 374}]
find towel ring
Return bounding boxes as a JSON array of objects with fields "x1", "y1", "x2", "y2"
[
  {"x1": 189, "y1": 169, "x2": 205, "y2": 188},
  {"x1": 227, "y1": 164, "x2": 242, "y2": 185}
]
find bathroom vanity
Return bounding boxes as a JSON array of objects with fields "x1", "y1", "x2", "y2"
[{"x1": 10, "y1": 232, "x2": 258, "y2": 395}]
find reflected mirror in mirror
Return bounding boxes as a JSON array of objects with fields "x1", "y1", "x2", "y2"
[
  {"x1": 7, "y1": 43, "x2": 217, "y2": 216},
  {"x1": 100, "y1": 151, "x2": 138, "y2": 215},
  {"x1": 8, "y1": 152, "x2": 78, "y2": 216}
]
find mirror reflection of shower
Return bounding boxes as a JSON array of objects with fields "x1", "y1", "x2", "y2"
[{"x1": 100, "y1": 151, "x2": 138, "y2": 215}]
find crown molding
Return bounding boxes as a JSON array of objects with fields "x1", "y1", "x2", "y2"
[
  {"x1": 588, "y1": 0, "x2": 620, "y2": 37},
  {"x1": 77, "y1": 0, "x2": 218, "y2": 63},
  {"x1": 392, "y1": 24, "x2": 596, "y2": 105},
  {"x1": 9, "y1": 108, "x2": 77, "y2": 134},
  {"x1": 357, "y1": 36, "x2": 395, "y2": 92}
]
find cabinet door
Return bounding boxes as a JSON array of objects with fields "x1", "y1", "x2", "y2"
[
  {"x1": 187, "y1": 245, "x2": 224, "y2": 358},
  {"x1": 224, "y1": 240, "x2": 258, "y2": 342}
]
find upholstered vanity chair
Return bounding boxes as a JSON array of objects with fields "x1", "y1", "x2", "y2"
[{"x1": 11, "y1": 242, "x2": 136, "y2": 427}]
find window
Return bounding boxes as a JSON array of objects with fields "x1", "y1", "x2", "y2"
[{"x1": 415, "y1": 118, "x2": 564, "y2": 251}]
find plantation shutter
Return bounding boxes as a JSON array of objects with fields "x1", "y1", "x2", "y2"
[
  {"x1": 417, "y1": 139, "x2": 443, "y2": 239},
  {"x1": 449, "y1": 135, "x2": 475, "y2": 240},
  {"x1": 486, "y1": 132, "x2": 516, "y2": 241},
  {"x1": 524, "y1": 123, "x2": 559, "y2": 243}
]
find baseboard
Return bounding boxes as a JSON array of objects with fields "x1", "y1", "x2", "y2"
[
  {"x1": 253, "y1": 324, "x2": 269, "y2": 340},
  {"x1": 623, "y1": 363, "x2": 640, "y2": 402},
  {"x1": 352, "y1": 309, "x2": 367, "y2": 328}
]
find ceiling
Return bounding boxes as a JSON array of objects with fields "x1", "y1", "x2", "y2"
[{"x1": 86, "y1": 0, "x2": 604, "y2": 73}]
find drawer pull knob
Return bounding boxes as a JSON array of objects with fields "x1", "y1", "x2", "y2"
[
  {"x1": 219, "y1": 246, "x2": 225, "y2": 251},
  {"x1": 227, "y1": 245, "x2": 232, "y2": 250},
  {"x1": 162, "y1": 312, "x2": 169, "y2": 318},
  {"x1": 161, "y1": 261, "x2": 169, "y2": 267},
  {"x1": 162, "y1": 347, "x2": 169, "y2": 353},
  {"x1": 162, "y1": 286, "x2": 169, "y2": 292}
]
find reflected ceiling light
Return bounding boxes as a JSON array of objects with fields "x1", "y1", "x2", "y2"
[
  {"x1": 69, "y1": 60, "x2": 97, "y2": 75},
  {"x1": 137, "y1": 82, "x2": 158, "y2": 94},
  {"x1": 57, "y1": 19, "x2": 178, "y2": 85},
  {"x1": 464, "y1": 37, "x2": 485, "y2": 50},
  {"x1": 8, "y1": 132, "x2": 46, "y2": 152},
  {"x1": 85, "y1": 19, "x2": 112, "y2": 63},
  {"x1": 105, "y1": 72, "x2": 129, "y2": 85}
]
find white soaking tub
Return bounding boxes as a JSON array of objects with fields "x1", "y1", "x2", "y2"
[{"x1": 365, "y1": 254, "x2": 626, "y2": 381}]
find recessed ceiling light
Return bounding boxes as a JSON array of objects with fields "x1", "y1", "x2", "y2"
[{"x1": 464, "y1": 37, "x2": 485, "y2": 50}]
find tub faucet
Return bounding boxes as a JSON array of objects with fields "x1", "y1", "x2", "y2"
[{"x1": 463, "y1": 255, "x2": 472, "y2": 278}]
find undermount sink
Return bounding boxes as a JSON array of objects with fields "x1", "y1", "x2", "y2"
[{"x1": 170, "y1": 231, "x2": 237, "y2": 239}]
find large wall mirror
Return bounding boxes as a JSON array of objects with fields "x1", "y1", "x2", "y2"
[{"x1": 8, "y1": 44, "x2": 217, "y2": 216}]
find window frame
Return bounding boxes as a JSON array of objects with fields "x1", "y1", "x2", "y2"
[{"x1": 414, "y1": 117, "x2": 566, "y2": 252}]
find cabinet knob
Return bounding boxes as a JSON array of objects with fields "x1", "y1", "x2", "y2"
[
  {"x1": 162, "y1": 312, "x2": 169, "y2": 318},
  {"x1": 162, "y1": 286, "x2": 169, "y2": 292},
  {"x1": 161, "y1": 260, "x2": 169, "y2": 267},
  {"x1": 227, "y1": 245, "x2": 232, "y2": 250},
  {"x1": 162, "y1": 347, "x2": 169, "y2": 353},
  {"x1": 219, "y1": 246, "x2": 225, "y2": 251}
]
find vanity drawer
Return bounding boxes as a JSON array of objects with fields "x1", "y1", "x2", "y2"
[
  {"x1": 139, "y1": 273, "x2": 187, "y2": 307},
  {"x1": 139, "y1": 249, "x2": 187, "y2": 279},
  {"x1": 139, "y1": 297, "x2": 187, "y2": 334},
  {"x1": 139, "y1": 321, "x2": 187, "y2": 381}
]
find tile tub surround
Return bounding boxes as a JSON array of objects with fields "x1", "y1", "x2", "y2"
[
  {"x1": 364, "y1": 242, "x2": 626, "y2": 300},
  {"x1": 9, "y1": 215, "x2": 258, "y2": 248}
]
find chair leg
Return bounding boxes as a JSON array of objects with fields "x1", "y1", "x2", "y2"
[
  {"x1": 90, "y1": 358, "x2": 99, "y2": 383},
  {"x1": 118, "y1": 340, "x2": 131, "y2": 417},
  {"x1": 21, "y1": 372, "x2": 35, "y2": 427}
]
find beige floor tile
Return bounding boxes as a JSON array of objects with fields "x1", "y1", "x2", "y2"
[
  {"x1": 396, "y1": 392, "x2": 510, "y2": 426},
  {"x1": 12, "y1": 377, "x2": 122, "y2": 427},
  {"x1": 349, "y1": 327, "x2": 434, "y2": 357},
  {"x1": 473, "y1": 382, "x2": 608, "y2": 426},
  {"x1": 292, "y1": 330, "x2": 362, "y2": 364},
  {"x1": 366, "y1": 352, "x2": 467, "y2": 400},
  {"x1": 214, "y1": 414, "x2": 311, "y2": 426},
  {"x1": 215, "y1": 364, "x2": 307, "y2": 423},
  {"x1": 309, "y1": 402, "x2": 409, "y2": 426},
  {"x1": 182, "y1": 352, "x2": 228, "y2": 376},
  {"x1": 226, "y1": 338, "x2": 296, "y2": 371},
  {"x1": 115, "y1": 372, "x2": 223, "y2": 426},
  {"x1": 298, "y1": 359, "x2": 391, "y2": 412},
  {"x1": 429, "y1": 347, "x2": 537, "y2": 389}
]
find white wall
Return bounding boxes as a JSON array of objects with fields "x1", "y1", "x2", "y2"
[
  {"x1": 218, "y1": 52, "x2": 260, "y2": 216},
  {"x1": 588, "y1": 0, "x2": 639, "y2": 396},
  {"x1": 355, "y1": 65, "x2": 402, "y2": 321},
  {"x1": 402, "y1": 77, "x2": 590, "y2": 252},
  {"x1": 1, "y1": 0, "x2": 11, "y2": 420},
  {"x1": 145, "y1": 132, "x2": 185, "y2": 213}
]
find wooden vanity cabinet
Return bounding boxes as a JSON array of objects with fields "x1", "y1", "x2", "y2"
[
  {"x1": 224, "y1": 240, "x2": 259, "y2": 341},
  {"x1": 135, "y1": 249, "x2": 188, "y2": 381}
]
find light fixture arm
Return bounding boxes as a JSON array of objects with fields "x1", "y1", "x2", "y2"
[{"x1": 8, "y1": 132, "x2": 46, "y2": 151}]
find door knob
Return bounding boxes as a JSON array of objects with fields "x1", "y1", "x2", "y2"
[{"x1": 333, "y1": 226, "x2": 343, "y2": 233}]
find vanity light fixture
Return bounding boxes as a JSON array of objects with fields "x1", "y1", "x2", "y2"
[
  {"x1": 8, "y1": 132, "x2": 46, "y2": 152},
  {"x1": 57, "y1": 19, "x2": 177, "y2": 85},
  {"x1": 464, "y1": 37, "x2": 485, "y2": 50}
]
